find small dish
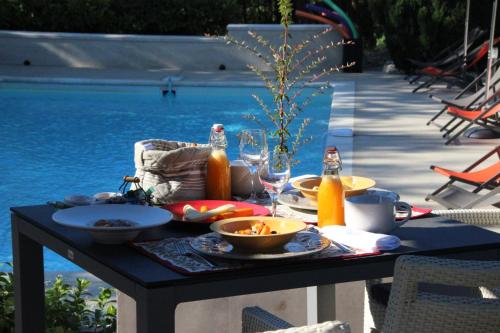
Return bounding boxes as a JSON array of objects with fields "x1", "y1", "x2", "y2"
[
  {"x1": 64, "y1": 195, "x2": 95, "y2": 206},
  {"x1": 190, "y1": 231, "x2": 330, "y2": 260},
  {"x1": 278, "y1": 189, "x2": 318, "y2": 211},
  {"x1": 52, "y1": 204, "x2": 173, "y2": 244},
  {"x1": 210, "y1": 216, "x2": 307, "y2": 252},
  {"x1": 94, "y1": 192, "x2": 127, "y2": 204},
  {"x1": 292, "y1": 176, "x2": 376, "y2": 201}
]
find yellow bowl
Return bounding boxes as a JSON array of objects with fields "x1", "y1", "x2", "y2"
[
  {"x1": 210, "y1": 217, "x2": 307, "y2": 252},
  {"x1": 292, "y1": 176, "x2": 376, "y2": 202}
]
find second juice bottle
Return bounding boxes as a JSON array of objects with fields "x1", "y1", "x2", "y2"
[
  {"x1": 206, "y1": 124, "x2": 232, "y2": 200},
  {"x1": 317, "y1": 146, "x2": 345, "y2": 227}
]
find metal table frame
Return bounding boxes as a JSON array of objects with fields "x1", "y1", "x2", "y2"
[{"x1": 11, "y1": 206, "x2": 500, "y2": 332}]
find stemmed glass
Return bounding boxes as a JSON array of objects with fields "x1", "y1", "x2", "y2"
[
  {"x1": 258, "y1": 151, "x2": 291, "y2": 217},
  {"x1": 239, "y1": 129, "x2": 268, "y2": 203}
]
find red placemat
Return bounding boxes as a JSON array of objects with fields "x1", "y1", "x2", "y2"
[{"x1": 396, "y1": 206, "x2": 432, "y2": 221}]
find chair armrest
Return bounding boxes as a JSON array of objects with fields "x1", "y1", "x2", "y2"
[
  {"x1": 383, "y1": 256, "x2": 500, "y2": 333},
  {"x1": 242, "y1": 306, "x2": 293, "y2": 333},
  {"x1": 391, "y1": 256, "x2": 500, "y2": 291},
  {"x1": 432, "y1": 209, "x2": 500, "y2": 225},
  {"x1": 242, "y1": 307, "x2": 351, "y2": 333}
]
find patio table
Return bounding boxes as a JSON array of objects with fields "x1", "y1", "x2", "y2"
[{"x1": 11, "y1": 205, "x2": 500, "y2": 333}]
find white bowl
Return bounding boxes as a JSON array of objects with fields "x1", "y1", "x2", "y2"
[{"x1": 52, "y1": 204, "x2": 173, "y2": 244}]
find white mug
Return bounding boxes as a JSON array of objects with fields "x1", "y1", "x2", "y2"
[
  {"x1": 344, "y1": 192, "x2": 412, "y2": 234},
  {"x1": 230, "y1": 160, "x2": 264, "y2": 197}
]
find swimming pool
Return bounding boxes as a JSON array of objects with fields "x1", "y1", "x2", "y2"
[{"x1": 0, "y1": 82, "x2": 333, "y2": 270}]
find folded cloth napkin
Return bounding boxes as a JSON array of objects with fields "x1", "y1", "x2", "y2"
[{"x1": 317, "y1": 225, "x2": 401, "y2": 251}]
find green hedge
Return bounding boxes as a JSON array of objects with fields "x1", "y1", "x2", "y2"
[
  {"x1": 376, "y1": 0, "x2": 497, "y2": 71},
  {"x1": 0, "y1": 0, "x2": 279, "y2": 35}
]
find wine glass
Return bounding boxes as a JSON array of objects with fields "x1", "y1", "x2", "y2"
[
  {"x1": 258, "y1": 151, "x2": 291, "y2": 217},
  {"x1": 239, "y1": 129, "x2": 268, "y2": 203}
]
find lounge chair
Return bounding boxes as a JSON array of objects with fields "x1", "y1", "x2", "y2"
[
  {"x1": 364, "y1": 209, "x2": 500, "y2": 333},
  {"x1": 406, "y1": 27, "x2": 485, "y2": 82},
  {"x1": 411, "y1": 37, "x2": 500, "y2": 93},
  {"x1": 425, "y1": 146, "x2": 500, "y2": 208},
  {"x1": 427, "y1": 59, "x2": 500, "y2": 125},
  {"x1": 440, "y1": 95, "x2": 500, "y2": 145}
]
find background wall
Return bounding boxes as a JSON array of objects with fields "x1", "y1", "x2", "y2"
[{"x1": 0, "y1": 25, "x2": 343, "y2": 72}]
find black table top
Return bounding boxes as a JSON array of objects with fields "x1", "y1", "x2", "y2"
[{"x1": 10, "y1": 205, "x2": 500, "y2": 288}]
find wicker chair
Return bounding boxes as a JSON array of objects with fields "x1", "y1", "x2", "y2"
[
  {"x1": 241, "y1": 306, "x2": 351, "y2": 333},
  {"x1": 364, "y1": 208, "x2": 500, "y2": 333},
  {"x1": 383, "y1": 255, "x2": 500, "y2": 333},
  {"x1": 244, "y1": 255, "x2": 500, "y2": 333}
]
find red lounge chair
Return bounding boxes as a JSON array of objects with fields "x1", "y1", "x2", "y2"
[
  {"x1": 441, "y1": 94, "x2": 500, "y2": 145},
  {"x1": 427, "y1": 60, "x2": 500, "y2": 125},
  {"x1": 412, "y1": 37, "x2": 500, "y2": 93},
  {"x1": 406, "y1": 27, "x2": 485, "y2": 82},
  {"x1": 425, "y1": 146, "x2": 500, "y2": 208}
]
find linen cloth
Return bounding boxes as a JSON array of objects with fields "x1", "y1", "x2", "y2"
[
  {"x1": 134, "y1": 139, "x2": 211, "y2": 204},
  {"x1": 318, "y1": 225, "x2": 401, "y2": 251}
]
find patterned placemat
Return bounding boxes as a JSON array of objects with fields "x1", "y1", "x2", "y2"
[{"x1": 131, "y1": 235, "x2": 380, "y2": 275}]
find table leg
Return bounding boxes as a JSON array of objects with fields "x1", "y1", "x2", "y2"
[
  {"x1": 136, "y1": 286, "x2": 176, "y2": 333},
  {"x1": 317, "y1": 284, "x2": 336, "y2": 323},
  {"x1": 12, "y1": 214, "x2": 45, "y2": 333}
]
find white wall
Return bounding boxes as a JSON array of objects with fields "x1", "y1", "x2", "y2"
[{"x1": 0, "y1": 25, "x2": 343, "y2": 72}]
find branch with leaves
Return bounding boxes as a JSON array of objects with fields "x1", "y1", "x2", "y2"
[{"x1": 225, "y1": 0, "x2": 353, "y2": 165}]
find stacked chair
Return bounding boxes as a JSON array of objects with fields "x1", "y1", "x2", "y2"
[
  {"x1": 406, "y1": 27, "x2": 485, "y2": 85},
  {"x1": 421, "y1": 38, "x2": 500, "y2": 145},
  {"x1": 427, "y1": 58, "x2": 500, "y2": 125},
  {"x1": 410, "y1": 37, "x2": 500, "y2": 93}
]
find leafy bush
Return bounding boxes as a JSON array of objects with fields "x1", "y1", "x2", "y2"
[
  {"x1": 0, "y1": 265, "x2": 116, "y2": 333},
  {"x1": 0, "y1": 0, "x2": 278, "y2": 35},
  {"x1": 369, "y1": 0, "x2": 498, "y2": 71}
]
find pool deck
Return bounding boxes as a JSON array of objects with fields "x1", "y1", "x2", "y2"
[{"x1": 2, "y1": 65, "x2": 499, "y2": 333}]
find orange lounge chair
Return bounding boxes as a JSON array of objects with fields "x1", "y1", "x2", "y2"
[
  {"x1": 427, "y1": 60, "x2": 500, "y2": 125},
  {"x1": 426, "y1": 146, "x2": 500, "y2": 208},
  {"x1": 412, "y1": 37, "x2": 500, "y2": 93},
  {"x1": 441, "y1": 93, "x2": 500, "y2": 145}
]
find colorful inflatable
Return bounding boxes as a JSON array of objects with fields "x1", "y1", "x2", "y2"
[
  {"x1": 322, "y1": 0, "x2": 359, "y2": 39},
  {"x1": 304, "y1": 3, "x2": 353, "y2": 39},
  {"x1": 295, "y1": 9, "x2": 351, "y2": 39}
]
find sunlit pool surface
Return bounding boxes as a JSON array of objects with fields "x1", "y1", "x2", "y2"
[{"x1": 0, "y1": 83, "x2": 333, "y2": 270}]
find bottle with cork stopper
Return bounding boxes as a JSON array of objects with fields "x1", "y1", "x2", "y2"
[
  {"x1": 206, "y1": 124, "x2": 231, "y2": 200},
  {"x1": 317, "y1": 146, "x2": 345, "y2": 227}
]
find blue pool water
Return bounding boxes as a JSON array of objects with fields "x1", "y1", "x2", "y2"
[{"x1": 0, "y1": 82, "x2": 333, "y2": 270}]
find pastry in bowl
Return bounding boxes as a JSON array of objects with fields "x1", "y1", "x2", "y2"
[
  {"x1": 292, "y1": 176, "x2": 376, "y2": 201},
  {"x1": 210, "y1": 217, "x2": 307, "y2": 252}
]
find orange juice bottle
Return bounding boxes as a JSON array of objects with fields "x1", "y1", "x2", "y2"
[
  {"x1": 317, "y1": 146, "x2": 345, "y2": 227},
  {"x1": 206, "y1": 124, "x2": 231, "y2": 200}
]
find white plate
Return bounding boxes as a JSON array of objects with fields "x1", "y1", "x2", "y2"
[
  {"x1": 278, "y1": 189, "x2": 317, "y2": 211},
  {"x1": 52, "y1": 204, "x2": 173, "y2": 244},
  {"x1": 190, "y1": 232, "x2": 330, "y2": 260}
]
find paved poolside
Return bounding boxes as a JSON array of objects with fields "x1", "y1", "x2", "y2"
[{"x1": 2, "y1": 65, "x2": 499, "y2": 333}]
